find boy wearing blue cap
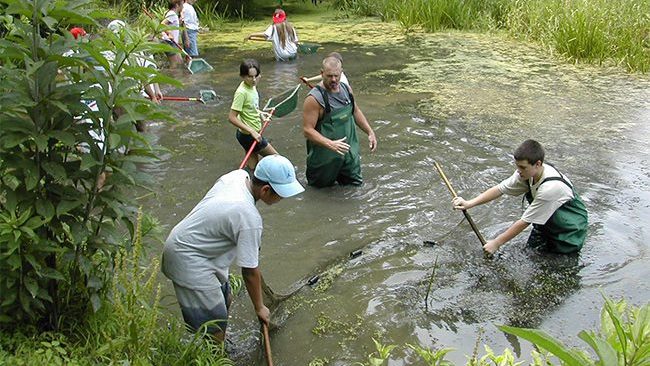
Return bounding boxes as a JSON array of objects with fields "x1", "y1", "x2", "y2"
[{"x1": 162, "y1": 154, "x2": 304, "y2": 342}]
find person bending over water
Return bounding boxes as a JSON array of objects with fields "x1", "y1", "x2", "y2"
[{"x1": 452, "y1": 139, "x2": 588, "y2": 255}]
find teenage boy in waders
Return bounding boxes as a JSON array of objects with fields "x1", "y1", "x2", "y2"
[
  {"x1": 302, "y1": 56, "x2": 377, "y2": 187},
  {"x1": 452, "y1": 139, "x2": 588, "y2": 255}
]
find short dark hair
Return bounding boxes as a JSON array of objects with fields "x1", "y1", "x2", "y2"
[
  {"x1": 168, "y1": 0, "x2": 183, "y2": 10},
  {"x1": 240, "y1": 59, "x2": 261, "y2": 77},
  {"x1": 514, "y1": 139, "x2": 545, "y2": 165},
  {"x1": 251, "y1": 175, "x2": 277, "y2": 196}
]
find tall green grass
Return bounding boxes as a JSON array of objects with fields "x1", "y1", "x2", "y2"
[
  {"x1": 0, "y1": 212, "x2": 233, "y2": 366},
  {"x1": 195, "y1": 0, "x2": 230, "y2": 30},
  {"x1": 335, "y1": 0, "x2": 650, "y2": 72}
]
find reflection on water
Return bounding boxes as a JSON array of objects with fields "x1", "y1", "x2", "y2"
[{"x1": 145, "y1": 30, "x2": 650, "y2": 365}]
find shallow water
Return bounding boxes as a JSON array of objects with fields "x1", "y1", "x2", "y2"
[{"x1": 146, "y1": 27, "x2": 650, "y2": 365}]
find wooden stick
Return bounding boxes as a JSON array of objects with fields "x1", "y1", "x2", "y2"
[
  {"x1": 434, "y1": 161, "x2": 487, "y2": 247},
  {"x1": 262, "y1": 322, "x2": 273, "y2": 366}
]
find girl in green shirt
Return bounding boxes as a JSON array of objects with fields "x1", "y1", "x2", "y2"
[{"x1": 228, "y1": 59, "x2": 278, "y2": 169}]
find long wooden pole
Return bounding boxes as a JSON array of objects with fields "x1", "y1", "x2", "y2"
[
  {"x1": 262, "y1": 322, "x2": 273, "y2": 366},
  {"x1": 434, "y1": 161, "x2": 487, "y2": 247}
]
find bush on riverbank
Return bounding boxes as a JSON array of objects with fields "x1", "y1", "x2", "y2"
[
  {"x1": 0, "y1": 211, "x2": 233, "y2": 365},
  {"x1": 334, "y1": 0, "x2": 650, "y2": 73}
]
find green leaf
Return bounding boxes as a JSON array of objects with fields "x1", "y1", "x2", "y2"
[
  {"x1": 24, "y1": 163, "x2": 39, "y2": 191},
  {"x1": 3, "y1": 189, "x2": 18, "y2": 211},
  {"x1": 108, "y1": 133, "x2": 122, "y2": 150},
  {"x1": 603, "y1": 297, "x2": 628, "y2": 353},
  {"x1": 24, "y1": 277, "x2": 39, "y2": 298},
  {"x1": 48, "y1": 131, "x2": 76, "y2": 147},
  {"x1": 33, "y1": 135, "x2": 49, "y2": 152},
  {"x1": 42, "y1": 161, "x2": 67, "y2": 181},
  {"x1": 40, "y1": 267, "x2": 65, "y2": 281},
  {"x1": 35, "y1": 198, "x2": 55, "y2": 221},
  {"x1": 79, "y1": 153, "x2": 99, "y2": 170},
  {"x1": 498, "y1": 325, "x2": 592, "y2": 366},
  {"x1": 87, "y1": 275, "x2": 103, "y2": 289},
  {"x1": 1, "y1": 132, "x2": 29, "y2": 148},
  {"x1": 578, "y1": 330, "x2": 618, "y2": 366},
  {"x1": 1, "y1": 291, "x2": 17, "y2": 307},
  {"x1": 0, "y1": 119, "x2": 34, "y2": 133},
  {"x1": 56, "y1": 200, "x2": 82, "y2": 217},
  {"x1": 41, "y1": 16, "x2": 58, "y2": 30},
  {"x1": 632, "y1": 304, "x2": 650, "y2": 345},
  {"x1": 90, "y1": 292, "x2": 101, "y2": 312}
]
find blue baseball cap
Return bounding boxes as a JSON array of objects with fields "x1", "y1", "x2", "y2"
[{"x1": 254, "y1": 155, "x2": 304, "y2": 198}]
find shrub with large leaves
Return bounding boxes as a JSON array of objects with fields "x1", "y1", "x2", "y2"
[{"x1": 0, "y1": 0, "x2": 176, "y2": 328}]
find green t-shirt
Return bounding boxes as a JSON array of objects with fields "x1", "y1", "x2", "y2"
[{"x1": 230, "y1": 81, "x2": 261, "y2": 132}]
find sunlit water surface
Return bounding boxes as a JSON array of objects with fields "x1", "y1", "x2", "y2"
[{"x1": 143, "y1": 30, "x2": 650, "y2": 365}]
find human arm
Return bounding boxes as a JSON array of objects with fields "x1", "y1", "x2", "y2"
[
  {"x1": 241, "y1": 266, "x2": 270, "y2": 326},
  {"x1": 160, "y1": 16, "x2": 173, "y2": 40},
  {"x1": 228, "y1": 109, "x2": 262, "y2": 141},
  {"x1": 153, "y1": 83, "x2": 163, "y2": 100},
  {"x1": 453, "y1": 185, "x2": 503, "y2": 210},
  {"x1": 245, "y1": 32, "x2": 270, "y2": 42},
  {"x1": 352, "y1": 103, "x2": 377, "y2": 152},
  {"x1": 143, "y1": 83, "x2": 160, "y2": 104},
  {"x1": 483, "y1": 219, "x2": 530, "y2": 254},
  {"x1": 302, "y1": 96, "x2": 350, "y2": 155}
]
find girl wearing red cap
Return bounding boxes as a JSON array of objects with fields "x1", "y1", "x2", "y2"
[{"x1": 246, "y1": 9, "x2": 298, "y2": 61}]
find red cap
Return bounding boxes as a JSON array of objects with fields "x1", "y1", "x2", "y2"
[
  {"x1": 70, "y1": 27, "x2": 86, "y2": 39},
  {"x1": 272, "y1": 9, "x2": 286, "y2": 24}
]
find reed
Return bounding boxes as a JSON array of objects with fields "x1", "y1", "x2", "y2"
[
  {"x1": 195, "y1": 0, "x2": 229, "y2": 31},
  {"x1": 336, "y1": 0, "x2": 650, "y2": 72}
]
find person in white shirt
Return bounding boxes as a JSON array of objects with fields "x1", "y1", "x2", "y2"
[
  {"x1": 162, "y1": 155, "x2": 304, "y2": 342},
  {"x1": 181, "y1": 0, "x2": 200, "y2": 56},
  {"x1": 246, "y1": 9, "x2": 298, "y2": 62},
  {"x1": 452, "y1": 139, "x2": 588, "y2": 255},
  {"x1": 160, "y1": 0, "x2": 183, "y2": 68}
]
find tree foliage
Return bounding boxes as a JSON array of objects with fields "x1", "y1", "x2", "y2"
[{"x1": 0, "y1": 0, "x2": 175, "y2": 329}]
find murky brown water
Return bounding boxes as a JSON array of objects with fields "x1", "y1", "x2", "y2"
[{"x1": 144, "y1": 29, "x2": 650, "y2": 365}]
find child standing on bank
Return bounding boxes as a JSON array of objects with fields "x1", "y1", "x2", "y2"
[
  {"x1": 181, "y1": 0, "x2": 200, "y2": 57},
  {"x1": 228, "y1": 59, "x2": 278, "y2": 169}
]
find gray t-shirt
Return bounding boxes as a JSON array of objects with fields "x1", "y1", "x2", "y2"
[
  {"x1": 308, "y1": 83, "x2": 352, "y2": 111},
  {"x1": 162, "y1": 170, "x2": 263, "y2": 290},
  {"x1": 498, "y1": 163, "x2": 574, "y2": 225}
]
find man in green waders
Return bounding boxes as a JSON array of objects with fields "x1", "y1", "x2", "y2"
[
  {"x1": 302, "y1": 56, "x2": 377, "y2": 187},
  {"x1": 452, "y1": 140, "x2": 588, "y2": 255}
]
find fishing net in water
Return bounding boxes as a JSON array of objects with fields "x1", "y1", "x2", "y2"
[
  {"x1": 187, "y1": 58, "x2": 213, "y2": 74},
  {"x1": 298, "y1": 42, "x2": 320, "y2": 55},
  {"x1": 262, "y1": 84, "x2": 301, "y2": 118}
]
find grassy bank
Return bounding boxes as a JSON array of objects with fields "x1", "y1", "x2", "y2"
[
  {"x1": 0, "y1": 221, "x2": 232, "y2": 366},
  {"x1": 334, "y1": 0, "x2": 649, "y2": 72}
]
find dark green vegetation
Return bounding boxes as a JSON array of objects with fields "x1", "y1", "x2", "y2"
[
  {"x1": 0, "y1": 0, "x2": 175, "y2": 329},
  {"x1": 0, "y1": 0, "x2": 231, "y2": 363},
  {"x1": 334, "y1": 0, "x2": 650, "y2": 72}
]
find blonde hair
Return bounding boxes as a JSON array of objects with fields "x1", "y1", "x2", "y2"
[{"x1": 274, "y1": 21, "x2": 296, "y2": 49}]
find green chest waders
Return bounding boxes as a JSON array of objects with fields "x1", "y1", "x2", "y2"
[
  {"x1": 525, "y1": 176, "x2": 588, "y2": 253},
  {"x1": 306, "y1": 85, "x2": 362, "y2": 187}
]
